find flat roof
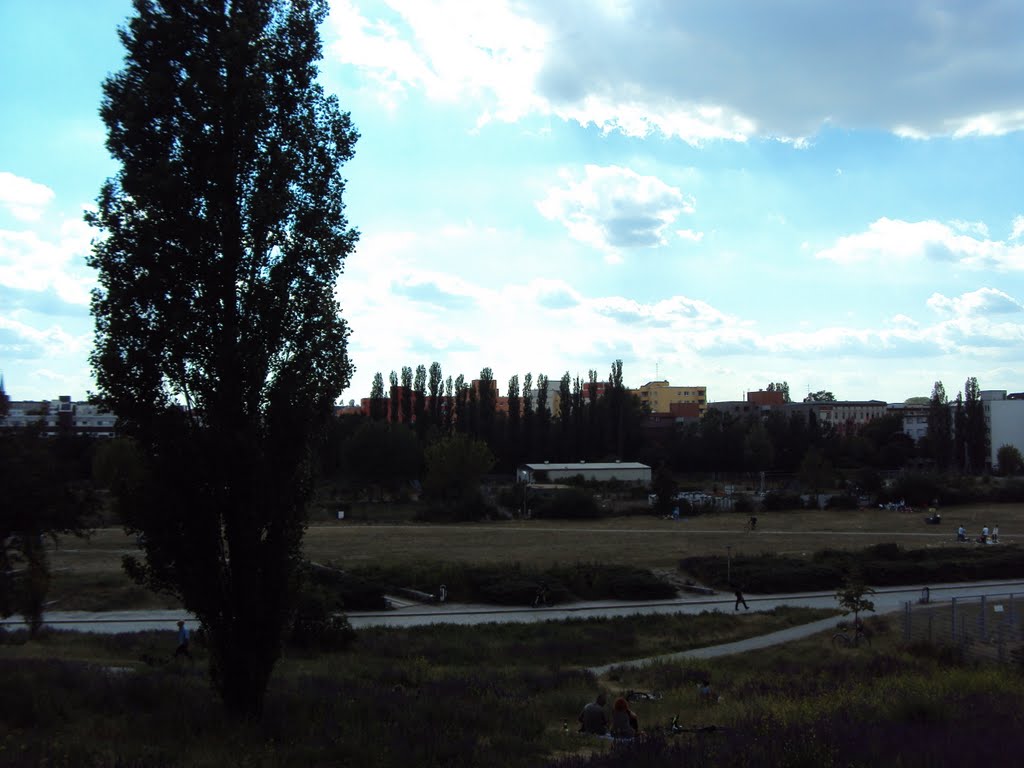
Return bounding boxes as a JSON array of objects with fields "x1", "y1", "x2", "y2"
[{"x1": 521, "y1": 462, "x2": 650, "y2": 471}]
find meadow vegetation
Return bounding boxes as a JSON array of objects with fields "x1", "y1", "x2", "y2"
[{"x1": 3, "y1": 607, "x2": 1023, "y2": 767}]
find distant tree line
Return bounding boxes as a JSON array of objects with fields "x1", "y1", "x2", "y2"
[{"x1": 322, "y1": 373, "x2": 1007, "y2": 500}]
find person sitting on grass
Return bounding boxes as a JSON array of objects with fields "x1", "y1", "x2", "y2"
[
  {"x1": 610, "y1": 697, "x2": 639, "y2": 739},
  {"x1": 698, "y1": 679, "x2": 716, "y2": 706},
  {"x1": 578, "y1": 693, "x2": 608, "y2": 735}
]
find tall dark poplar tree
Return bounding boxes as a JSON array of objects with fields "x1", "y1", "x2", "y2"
[
  {"x1": 400, "y1": 366, "x2": 413, "y2": 425},
  {"x1": 522, "y1": 373, "x2": 534, "y2": 459},
  {"x1": 607, "y1": 360, "x2": 625, "y2": 457},
  {"x1": 413, "y1": 364, "x2": 427, "y2": 434},
  {"x1": 953, "y1": 392, "x2": 966, "y2": 471},
  {"x1": 506, "y1": 374, "x2": 520, "y2": 464},
  {"x1": 535, "y1": 374, "x2": 550, "y2": 458},
  {"x1": 88, "y1": 0, "x2": 358, "y2": 719},
  {"x1": 369, "y1": 372, "x2": 387, "y2": 421},
  {"x1": 427, "y1": 362, "x2": 443, "y2": 427},
  {"x1": 558, "y1": 372, "x2": 572, "y2": 456},
  {"x1": 477, "y1": 367, "x2": 496, "y2": 447},
  {"x1": 389, "y1": 370, "x2": 399, "y2": 423},
  {"x1": 963, "y1": 377, "x2": 988, "y2": 473},
  {"x1": 927, "y1": 381, "x2": 953, "y2": 471},
  {"x1": 443, "y1": 375, "x2": 454, "y2": 433},
  {"x1": 572, "y1": 375, "x2": 586, "y2": 458},
  {"x1": 454, "y1": 374, "x2": 468, "y2": 433}
]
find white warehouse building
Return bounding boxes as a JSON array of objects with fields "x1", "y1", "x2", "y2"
[{"x1": 517, "y1": 462, "x2": 652, "y2": 485}]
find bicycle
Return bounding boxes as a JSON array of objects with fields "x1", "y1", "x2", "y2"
[{"x1": 831, "y1": 620, "x2": 871, "y2": 649}]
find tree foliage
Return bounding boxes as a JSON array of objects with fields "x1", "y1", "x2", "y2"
[
  {"x1": 422, "y1": 433, "x2": 495, "y2": 501},
  {"x1": 0, "y1": 428, "x2": 95, "y2": 634},
  {"x1": 997, "y1": 444, "x2": 1024, "y2": 476},
  {"x1": 835, "y1": 580, "x2": 876, "y2": 623},
  {"x1": 87, "y1": 0, "x2": 357, "y2": 719}
]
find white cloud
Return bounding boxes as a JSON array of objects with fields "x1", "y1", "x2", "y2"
[
  {"x1": 1011, "y1": 215, "x2": 1024, "y2": 240},
  {"x1": 327, "y1": 0, "x2": 547, "y2": 120},
  {"x1": 0, "y1": 172, "x2": 55, "y2": 222},
  {"x1": 816, "y1": 218, "x2": 1024, "y2": 270},
  {"x1": 535, "y1": 165, "x2": 694, "y2": 253},
  {"x1": 926, "y1": 288, "x2": 1023, "y2": 318},
  {"x1": 0, "y1": 217, "x2": 95, "y2": 306},
  {"x1": 676, "y1": 229, "x2": 704, "y2": 243},
  {"x1": 327, "y1": 0, "x2": 1024, "y2": 142}
]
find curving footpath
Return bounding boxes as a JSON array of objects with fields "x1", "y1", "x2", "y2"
[{"x1": 4, "y1": 580, "x2": 1023, "y2": 644}]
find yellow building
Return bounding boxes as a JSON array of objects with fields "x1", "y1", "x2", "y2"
[{"x1": 634, "y1": 381, "x2": 707, "y2": 417}]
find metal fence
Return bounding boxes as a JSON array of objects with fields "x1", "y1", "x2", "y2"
[{"x1": 902, "y1": 589, "x2": 1024, "y2": 664}]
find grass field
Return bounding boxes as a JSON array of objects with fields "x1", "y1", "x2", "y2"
[
  {"x1": 3, "y1": 607, "x2": 1023, "y2": 767},
  {"x1": 45, "y1": 503, "x2": 1024, "y2": 610}
]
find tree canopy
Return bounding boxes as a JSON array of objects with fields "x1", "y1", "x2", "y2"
[{"x1": 87, "y1": 0, "x2": 357, "y2": 718}]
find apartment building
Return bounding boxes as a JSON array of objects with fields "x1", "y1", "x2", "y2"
[
  {"x1": 634, "y1": 381, "x2": 707, "y2": 418},
  {"x1": 982, "y1": 390, "x2": 1024, "y2": 471},
  {"x1": 1, "y1": 395, "x2": 118, "y2": 437}
]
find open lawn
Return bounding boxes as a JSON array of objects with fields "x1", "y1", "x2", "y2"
[{"x1": 46, "y1": 503, "x2": 1024, "y2": 610}]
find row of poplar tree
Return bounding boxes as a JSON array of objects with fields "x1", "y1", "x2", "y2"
[{"x1": 361, "y1": 360, "x2": 644, "y2": 470}]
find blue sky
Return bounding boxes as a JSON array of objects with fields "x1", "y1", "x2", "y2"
[{"x1": 2, "y1": 0, "x2": 1023, "y2": 404}]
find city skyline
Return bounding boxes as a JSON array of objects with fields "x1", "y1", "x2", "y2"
[{"x1": 2, "y1": 1, "x2": 1023, "y2": 403}]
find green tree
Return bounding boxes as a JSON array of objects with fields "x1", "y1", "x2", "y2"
[
  {"x1": 804, "y1": 390, "x2": 836, "y2": 402},
  {"x1": 963, "y1": 377, "x2": 987, "y2": 474},
  {"x1": 926, "y1": 381, "x2": 953, "y2": 471},
  {"x1": 344, "y1": 422, "x2": 421, "y2": 500},
  {"x1": 400, "y1": 366, "x2": 413, "y2": 425},
  {"x1": 388, "y1": 370, "x2": 399, "y2": 423},
  {"x1": 835, "y1": 580, "x2": 876, "y2": 624},
  {"x1": 369, "y1": 372, "x2": 387, "y2": 421},
  {"x1": 477, "y1": 367, "x2": 496, "y2": 446},
  {"x1": 506, "y1": 374, "x2": 521, "y2": 465},
  {"x1": 0, "y1": 428, "x2": 95, "y2": 635},
  {"x1": 798, "y1": 447, "x2": 834, "y2": 497},
  {"x1": 87, "y1": 0, "x2": 357, "y2": 719},
  {"x1": 997, "y1": 444, "x2": 1024, "y2": 476},
  {"x1": 767, "y1": 381, "x2": 791, "y2": 402},
  {"x1": 427, "y1": 362, "x2": 443, "y2": 428},
  {"x1": 413, "y1": 364, "x2": 427, "y2": 436},
  {"x1": 422, "y1": 433, "x2": 495, "y2": 501}
]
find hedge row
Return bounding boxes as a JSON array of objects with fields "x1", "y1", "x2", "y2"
[{"x1": 680, "y1": 543, "x2": 1024, "y2": 593}]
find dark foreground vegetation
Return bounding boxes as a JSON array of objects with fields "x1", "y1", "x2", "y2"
[
  {"x1": 3, "y1": 607, "x2": 1024, "y2": 767},
  {"x1": 682, "y1": 543, "x2": 1024, "y2": 593}
]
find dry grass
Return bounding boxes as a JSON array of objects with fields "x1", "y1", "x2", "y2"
[
  {"x1": 302, "y1": 504, "x2": 1022, "y2": 568},
  {"x1": 44, "y1": 503, "x2": 1023, "y2": 610}
]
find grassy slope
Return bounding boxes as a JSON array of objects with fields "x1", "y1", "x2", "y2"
[{"x1": 3, "y1": 608, "x2": 1024, "y2": 767}]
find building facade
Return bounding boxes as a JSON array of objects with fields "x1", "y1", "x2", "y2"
[
  {"x1": 634, "y1": 381, "x2": 707, "y2": 418},
  {"x1": 982, "y1": 390, "x2": 1024, "y2": 471},
  {"x1": 1, "y1": 395, "x2": 118, "y2": 437}
]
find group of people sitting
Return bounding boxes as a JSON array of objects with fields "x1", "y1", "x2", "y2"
[
  {"x1": 579, "y1": 682, "x2": 720, "y2": 739},
  {"x1": 578, "y1": 693, "x2": 640, "y2": 739},
  {"x1": 957, "y1": 524, "x2": 999, "y2": 544}
]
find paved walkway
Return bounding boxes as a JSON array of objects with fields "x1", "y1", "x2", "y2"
[{"x1": 5, "y1": 579, "x2": 1023, "y2": 638}]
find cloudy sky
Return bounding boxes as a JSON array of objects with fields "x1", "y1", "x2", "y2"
[{"x1": 2, "y1": 1, "x2": 1023, "y2": 404}]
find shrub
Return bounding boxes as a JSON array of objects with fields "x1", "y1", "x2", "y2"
[
  {"x1": 825, "y1": 493, "x2": 859, "y2": 510},
  {"x1": 732, "y1": 494, "x2": 755, "y2": 514},
  {"x1": 414, "y1": 491, "x2": 494, "y2": 522},
  {"x1": 760, "y1": 492, "x2": 804, "y2": 511},
  {"x1": 533, "y1": 488, "x2": 601, "y2": 519}
]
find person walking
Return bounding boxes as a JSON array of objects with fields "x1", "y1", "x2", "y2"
[
  {"x1": 174, "y1": 620, "x2": 192, "y2": 660},
  {"x1": 733, "y1": 585, "x2": 749, "y2": 611}
]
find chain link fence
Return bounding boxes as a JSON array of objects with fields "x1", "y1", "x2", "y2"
[{"x1": 902, "y1": 589, "x2": 1024, "y2": 664}]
